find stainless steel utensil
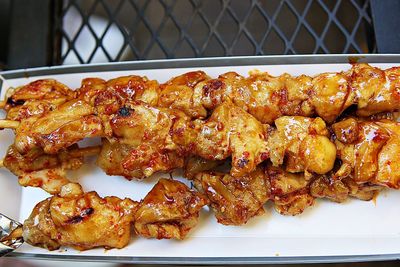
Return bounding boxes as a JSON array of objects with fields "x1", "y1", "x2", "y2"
[{"x1": 0, "y1": 213, "x2": 23, "y2": 257}]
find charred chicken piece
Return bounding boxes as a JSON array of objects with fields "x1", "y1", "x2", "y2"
[
  {"x1": 181, "y1": 71, "x2": 315, "y2": 124},
  {"x1": 266, "y1": 165, "x2": 315, "y2": 216},
  {"x1": 158, "y1": 71, "x2": 210, "y2": 118},
  {"x1": 77, "y1": 76, "x2": 160, "y2": 116},
  {"x1": 14, "y1": 99, "x2": 103, "y2": 154},
  {"x1": 3, "y1": 144, "x2": 98, "y2": 194},
  {"x1": 193, "y1": 167, "x2": 269, "y2": 225},
  {"x1": 268, "y1": 116, "x2": 336, "y2": 175},
  {"x1": 333, "y1": 118, "x2": 400, "y2": 189},
  {"x1": 310, "y1": 175, "x2": 382, "y2": 202},
  {"x1": 3, "y1": 79, "x2": 74, "y2": 110},
  {"x1": 352, "y1": 63, "x2": 400, "y2": 116},
  {"x1": 100, "y1": 101, "x2": 188, "y2": 179},
  {"x1": 133, "y1": 178, "x2": 208, "y2": 240},
  {"x1": 193, "y1": 100, "x2": 269, "y2": 177},
  {"x1": 3, "y1": 80, "x2": 75, "y2": 123},
  {"x1": 23, "y1": 183, "x2": 138, "y2": 251}
]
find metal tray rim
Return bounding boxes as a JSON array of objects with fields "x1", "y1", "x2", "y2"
[
  {"x1": 6, "y1": 252, "x2": 400, "y2": 264},
  {"x1": 2, "y1": 54, "x2": 400, "y2": 79}
]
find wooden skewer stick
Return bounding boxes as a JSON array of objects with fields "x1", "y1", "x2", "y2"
[
  {"x1": 0, "y1": 146, "x2": 102, "y2": 169},
  {"x1": 0, "y1": 101, "x2": 6, "y2": 109},
  {"x1": 69, "y1": 146, "x2": 102, "y2": 157},
  {"x1": 0, "y1": 120, "x2": 20, "y2": 129}
]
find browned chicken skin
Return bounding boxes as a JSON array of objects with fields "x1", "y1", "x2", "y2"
[
  {"x1": 14, "y1": 99, "x2": 103, "y2": 154},
  {"x1": 310, "y1": 175, "x2": 382, "y2": 203},
  {"x1": 3, "y1": 144, "x2": 99, "y2": 194},
  {"x1": 133, "y1": 178, "x2": 208, "y2": 240},
  {"x1": 193, "y1": 167, "x2": 269, "y2": 225},
  {"x1": 266, "y1": 165, "x2": 315, "y2": 216},
  {"x1": 268, "y1": 116, "x2": 336, "y2": 175},
  {"x1": 23, "y1": 183, "x2": 138, "y2": 251},
  {"x1": 333, "y1": 118, "x2": 400, "y2": 189},
  {"x1": 23, "y1": 179, "x2": 207, "y2": 250}
]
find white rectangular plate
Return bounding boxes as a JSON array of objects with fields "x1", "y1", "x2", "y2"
[{"x1": 1, "y1": 55, "x2": 400, "y2": 264}]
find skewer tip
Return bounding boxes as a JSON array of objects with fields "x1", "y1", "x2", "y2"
[{"x1": 0, "y1": 120, "x2": 19, "y2": 129}]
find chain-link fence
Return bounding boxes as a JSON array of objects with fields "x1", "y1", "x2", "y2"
[{"x1": 58, "y1": 0, "x2": 376, "y2": 65}]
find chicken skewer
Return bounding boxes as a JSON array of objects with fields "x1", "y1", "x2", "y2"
[
  {"x1": 2, "y1": 63, "x2": 400, "y2": 125},
  {"x1": 22, "y1": 178, "x2": 208, "y2": 251},
  {"x1": 0, "y1": 70, "x2": 339, "y2": 179},
  {"x1": 0, "y1": 63, "x2": 398, "y2": 155},
  {"x1": 0, "y1": 120, "x2": 19, "y2": 129},
  {"x1": 1, "y1": 100, "x2": 337, "y2": 181}
]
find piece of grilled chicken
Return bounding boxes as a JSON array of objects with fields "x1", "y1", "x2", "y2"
[
  {"x1": 23, "y1": 178, "x2": 208, "y2": 251},
  {"x1": 2, "y1": 79, "x2": 76, "y2": 121},
  {"x1": 2, "y1": 144, "x2": 100, "y2": 194},
  {"x1": 333, "y1": 118, "x2": 400, "y2": 189}
]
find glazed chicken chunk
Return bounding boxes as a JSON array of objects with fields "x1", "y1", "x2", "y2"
[
  {"x1": 310, "y1": 175, "x2": 382, "y2": 203},
  {"x1": 4, "y1": 79, "x2": 74, "y2": 103},
  {"x1": 98, "y1": 101, "x2": 188, "y2": 179},
  {"x1": 193, "y1": 167, "x2": 269, "y2": 225},
  {"x1": 158, "y1": 71, "x2": 210, "y2": 118},
  {"x1": 76, "y1": 75, "x2": 160, "y2": 126},
  {"x1": 14, "y1": 99, "x2": 103, "y2": 154},
  {"x1": 23, "y1": 183, "x2": 138, "y2": 250},
  {"x1": 266, "y1": 165, "x2": 314, "y2": 216},
  {"x1": 352, "y1": 63, "x2": 400, "y2": 116},
  {"x1": 2, "y1": 79, "x2": 75, "y2": 129},
  {"x1": 193, "y1": 100, "x2": 269, "y2": 177},
  {"x1": 133, "y1": 178, "x2": 208, "y2": 240},
  {"x1": 333, "y1": 118, "x2": 400, "y2": 188},
  {"x1": 268, "y1": 116, "x2": 336, "y2": 175},
  {"x1": 3, "y1": 144, "x2": 98, "y2": 194}
]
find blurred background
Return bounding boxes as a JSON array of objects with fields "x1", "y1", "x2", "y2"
[
  {"x1": 0, "y1": 0, "x2": 398, "y2": 70},
  {"x1": 0, "y1": 0, "x2": 399, "y2": 266}
]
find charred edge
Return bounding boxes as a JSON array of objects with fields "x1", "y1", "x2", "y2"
[
  {"x1": 118, "y1": 106, "x2": 134, "y2": 117},
  {"x1": 6, "y1": 98, "x2": 25, "y2": 107},
  {"x1": 65, "y1": 207, "x2": 94, "y2": 224}
]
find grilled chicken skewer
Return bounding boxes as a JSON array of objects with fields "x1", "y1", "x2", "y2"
[
  {"x1": 0, "y1": 63, "x2": 398, "y2": 172},
  {"x1": 193, "y1": 163, "x2": 384, "y2": 226},
  {"x1": 2, "y1": 63, "x2": 400, "y2": 124},
  {"x1": 23, "y1": 179, "x2": 208, "y2": 251},
  {"x1": 0, "y1": 120, "x2": 19, "y2": 129},
  {"x1": 1, "y1": 83, "x2": 337, "y2": 180}
]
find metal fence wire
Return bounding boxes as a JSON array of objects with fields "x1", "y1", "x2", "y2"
[{"x1": 58, "y1": 0, "x2": 376, "y2": 65}]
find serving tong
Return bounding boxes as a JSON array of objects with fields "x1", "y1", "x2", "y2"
[{"x1": 0, "y1": 213, "x2": 23, "y2": 256}]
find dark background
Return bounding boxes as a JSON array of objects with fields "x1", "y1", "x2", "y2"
[{"x1": 0, "y1": 0, "x2": 399, "y2": 70}]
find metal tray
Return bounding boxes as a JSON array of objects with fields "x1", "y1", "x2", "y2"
[{"x1": 1, "y1": 54, "x2": 400, "y2": 264}]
